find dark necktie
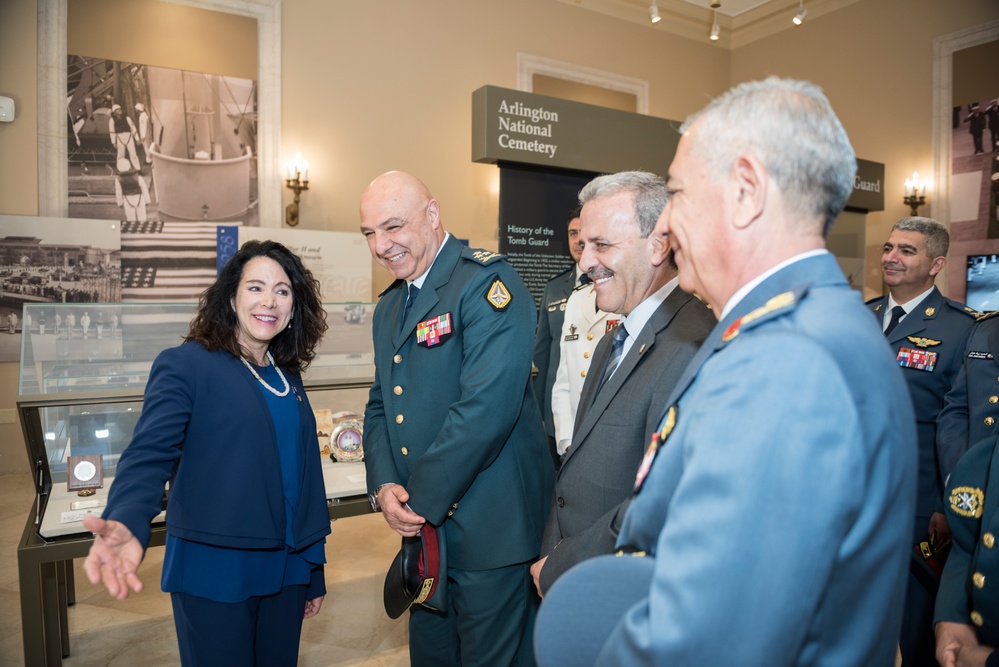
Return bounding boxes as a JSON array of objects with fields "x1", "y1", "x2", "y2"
[
  {"x1": 883, "y1": 305, "x2": 905, "y2": 336},
  {"x1": 403, "y1": 284, "x2": 420, "y2": 320},
  {"x1": 597, "y1": 323, "x2": 628, "y2": 394}
]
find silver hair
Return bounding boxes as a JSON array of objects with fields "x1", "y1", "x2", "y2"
[
  {"x1": 680, "y1": 77, "x2": 857, "y2": 236},
  {"x1": 892, "y1": 216, "x2": 950, "y2": 258},
  {"x1": 577, "y1": 171, "x2": 668, "y2": 238}
]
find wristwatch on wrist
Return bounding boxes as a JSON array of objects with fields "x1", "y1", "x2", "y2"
[{"x1": 369, "y1": 483, "x2": 394, "y2": 512}]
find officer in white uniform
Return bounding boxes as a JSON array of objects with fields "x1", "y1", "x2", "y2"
[{"x1": 551, "y1": 278, "x2": 620, "y2": 456}]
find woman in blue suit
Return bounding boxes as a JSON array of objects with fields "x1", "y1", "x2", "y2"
[{"x1": 83, "y1": 240, "x2": 331, "y2": 666}]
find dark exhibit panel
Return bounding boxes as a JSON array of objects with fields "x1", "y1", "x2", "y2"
[{"x1": 498, "y1": 163, "x2": 596, "y2": 304}]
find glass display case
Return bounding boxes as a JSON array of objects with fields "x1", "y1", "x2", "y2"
[{"x1": 16, "y1": 301, "x2": 376, "y2": 666}]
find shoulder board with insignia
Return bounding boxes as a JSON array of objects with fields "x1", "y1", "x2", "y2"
[
  {"x1": 465, "y1": 248, "x2": 505, "y2": 265},
  {"x1": 943, "y1": 299, "x2": 979, "y2": 319},
  {"x1": 722, "y1": 291, "x2": 799, "y2": 343},
  {"x1": 977, "y1": 309, "x2": 999, "y2": 322}
]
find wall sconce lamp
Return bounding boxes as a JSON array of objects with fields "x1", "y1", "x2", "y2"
[
  {"x1": 792, "y1": 0, "x2": 807, "y2": 25},
  {"x1": 903, "y1": 171, "x2": 927, "y2": 216},
  {"x1": 649, "y1": 2, "x2": 661, "y2": 24},
  {"x1": 284, "y1": 152, "x2": 309, "y2": 227},
  {"x1": 709, "y1": 10, "x2": 720, "y2": 41}
]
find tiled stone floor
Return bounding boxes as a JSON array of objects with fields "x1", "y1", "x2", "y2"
[{"x1": 0, "y1": 473, "x2": 409, "y2": 666}]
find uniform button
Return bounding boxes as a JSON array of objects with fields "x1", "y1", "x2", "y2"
[
  {"x1": 587, "y1": 333, "x2": 594, "y2": 341},
  {"x1": 583, "y1": 351, "x2": 590, "y2": 359},
  {"x1": 557, "y1": 497, "x2": 565, "y2": 508},
  {"x1": 394, "y1": 386, "x2": 403, "y2": 395},
  {"x1": 394, "y1": 354, "x2": 402, "y2": 364},
  {"x1": 974, "y1": 572, "x2": 986, "y2": 589},
  {"x1": 396, "y1": 414, "x2": 404, "y2": 424},
  {"x1": 401, "y1": 447, "x2": 408, "y2": 456},
  {"x1": 452, "y1": 503, "x2": 458, "y2": 509},
  {"x1": 987, "y1": 417, "x2": 996, "y2": 427},
  {"x1": 447, "y1": 510, "x2": 454, "y2": 517},
  {"x1": 580, "y1": 370, "x2": 586, "y2": 378},
  {"x1": 984, "y1": 532, "x2": 995, "y2": 548},
  {"x1": 990, "y1": 396, "x2": 998, "y2": 404},
  {"x1": 972, "y1": 611, "x2": 985, "y2": 627}
]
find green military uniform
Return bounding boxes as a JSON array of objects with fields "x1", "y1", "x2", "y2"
[
  {"x1": 365, "y1": 235, "x2": 553, "y2": 666},
  {"x1": 935, "y1": 433, "x2": 999, "y2": 657}
]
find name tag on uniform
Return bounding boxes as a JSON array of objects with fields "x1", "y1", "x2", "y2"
[
  {"x1": 969, "y1": 350, "x2": 994, "y2": 360},
  {"x1": 897, "y1": 347, "x2": 937, "y2": 372},
  {"x1": 416, "y1": 313, "x2": 453, "y2": 348}
]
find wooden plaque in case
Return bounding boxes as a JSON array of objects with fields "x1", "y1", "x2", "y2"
[{"x1": 67, "y1": 454, "x2": 104, "y2": 492}]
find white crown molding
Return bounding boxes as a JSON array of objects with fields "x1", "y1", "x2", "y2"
[{"x1": 517, "y1": 54, "x2": 650, "y2": 114}]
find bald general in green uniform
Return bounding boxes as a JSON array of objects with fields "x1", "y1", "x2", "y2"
[{"x1": 360, "y1": 171, "x2": 553, "y2": 667}]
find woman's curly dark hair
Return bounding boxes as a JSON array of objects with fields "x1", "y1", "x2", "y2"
[{"x1": 185, "y1": 240, "x2": 328, "y2": 372}]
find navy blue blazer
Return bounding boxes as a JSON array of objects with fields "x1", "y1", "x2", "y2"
[{"x1": 103, "y1": 341, "x2": 331, "y2": 555}]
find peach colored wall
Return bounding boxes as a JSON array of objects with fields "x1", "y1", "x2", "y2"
[
  {"x1": 729, "y1": 0, "x2": 999, "y2": 298},
  {"x1": 280, "y1": 0, "x2": 730, "y2": 296}
]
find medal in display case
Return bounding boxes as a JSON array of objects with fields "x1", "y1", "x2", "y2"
[{"x1": 15, "y1": 301, "x2": 375, "y2": 666}]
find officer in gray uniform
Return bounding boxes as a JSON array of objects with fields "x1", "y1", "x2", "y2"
[
  {"x1": 867, "y1": 216, "x2": 977, "y2": 667},
  {"x1": 938, "y1": 311, "x2": 999, "y2": 478}
]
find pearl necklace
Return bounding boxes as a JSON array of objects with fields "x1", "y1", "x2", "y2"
[{"x1": 240, "y1": 350, "x2": 290, "y2": 397}]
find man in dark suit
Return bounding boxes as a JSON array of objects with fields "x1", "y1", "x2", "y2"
[
  {"x1": 530, "y1": 171, "x2": 713, "y2": 596},
  {"x1": 361, "y1": 171, "x2": 552, "y2": 666},
  {"x1": 867, "y1": 216, "x2": 977, "y2": 667},
  {"x1": 534, "y1": 78, "x2": 917, "y2": 667},
  {"x1": 533, "y1": 209, "x2": 584, "y2": 467}
]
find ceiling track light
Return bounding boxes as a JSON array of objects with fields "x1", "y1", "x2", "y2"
[
  {"x1": 709, "y1": 10, "x2": 720, "y2": 41},
  {"x1": 649, "y1": 2, "x2": 661, "y2": 24},
  {"x1": 793, "y1": 0, "x2": 807, "y2": 25}
]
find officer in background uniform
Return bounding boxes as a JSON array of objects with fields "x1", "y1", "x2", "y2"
[
  {"x1": 550, "y1": 277, "x2": 619, "y2": 457},
  {"x1": 934, "y1": 433, "x2": 999, "y2": 667},
  {"x1": 938, "y1": 311, "x2": 999, "y2": 478},
  {"x1": 867, "y1": 216, "x2": 978, "y2": 667},
  {"x1": 533, "y1": 209, "x2": 585, "y2": 467},
  {"x1": 360, "y1": 171, "x2": 552, "y2": 667}
]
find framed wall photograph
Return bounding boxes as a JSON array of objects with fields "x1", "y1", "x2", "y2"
[{"x1": 39, "y1": 0, "x2": 281, "y2": 227}]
